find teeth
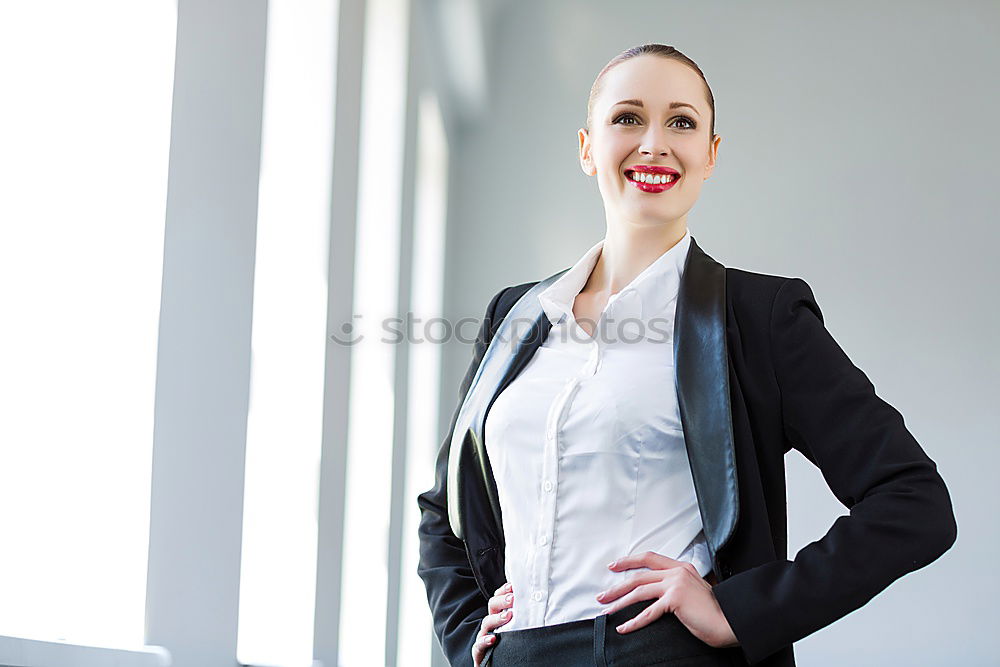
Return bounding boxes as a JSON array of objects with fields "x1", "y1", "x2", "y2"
[{"x1": 628, "y1": 171, "x2": 677, "y2": 185}]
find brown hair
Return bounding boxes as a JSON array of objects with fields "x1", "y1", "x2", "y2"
[{"x1": 586, "y1": 43, "x2": 716, "y2": 142}]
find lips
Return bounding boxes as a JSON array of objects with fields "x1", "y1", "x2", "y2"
[{"x1": 624, "y1": 167, "x2": 680, "y2": 193}]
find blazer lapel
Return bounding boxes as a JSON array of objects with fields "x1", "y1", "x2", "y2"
[
  {"x1": 448, "y1": 236, "x2": 739, "y2": 575},
  {"x1": 674, "y1": 237, "x2": 739, "y2": 568},
  {"x1": 447, "y1": 271, "x2": 565, "y2": 542}
]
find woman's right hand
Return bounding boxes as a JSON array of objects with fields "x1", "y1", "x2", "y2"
[{"x1": 472, "y1": 581, "x2": 515, "y2": 666}]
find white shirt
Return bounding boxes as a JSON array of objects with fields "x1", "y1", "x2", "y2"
[{"x1": 485, "y1": 228, "x2": 712, "y2": 632}]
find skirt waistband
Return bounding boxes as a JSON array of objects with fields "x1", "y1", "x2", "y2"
[{"x1": 485, "y1": 600, "x2": 744, "y2": 666}]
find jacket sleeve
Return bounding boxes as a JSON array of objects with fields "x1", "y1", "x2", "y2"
[
  {"x1": 711, "y1": 277, "x2": 958, "y2": 665},
  {"x1": 416, "y1": 286, "x2": 508, "y2": 667}
]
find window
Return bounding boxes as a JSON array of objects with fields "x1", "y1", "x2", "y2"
[
  {"x1": 0, "y1": 0, "x2": 177, "y2": 648},
  {"x1": 235, "y1": 1, "x2": 337, "y2": 666}
]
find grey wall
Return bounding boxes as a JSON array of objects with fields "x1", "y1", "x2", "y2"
[{"x1": 440, "y1": 1, "x2": 999, "y2": 664}]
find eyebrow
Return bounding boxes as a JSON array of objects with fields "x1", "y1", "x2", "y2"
[{"x1": 611, "y1": 99, "x2": 701, "y2": 116}]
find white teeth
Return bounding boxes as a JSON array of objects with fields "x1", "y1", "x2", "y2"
[{"x1": 629, "y1": 171, "x2": 677, "y2": 184}]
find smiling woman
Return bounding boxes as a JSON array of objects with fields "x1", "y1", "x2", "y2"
[
  {"x1": 578, "y1": 46, "x2": 721, "y2": 236},
  {"x1": 416, "y1": 42, "x2": 956, "y2": 667}
]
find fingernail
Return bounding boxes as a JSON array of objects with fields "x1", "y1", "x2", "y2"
[
  {"x1": 504, "y1": 582, "x2": 512, "y2": 592},
  {"x1": 616, "y1": 624, "x2": 625, "y2": 633},
  {"x1": 505, "y1": 593, "x2": 513, "y2": 603},
  {"x1": 487, "y1": 634, "x2": 495, "y2": 643},
  {"x1": 607, "y1": 560, "x2": 617, "y2": 568}
]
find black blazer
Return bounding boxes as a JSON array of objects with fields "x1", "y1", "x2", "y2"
[{"x1": 416, "y1": 236, "x2": 957, "y2": 667}]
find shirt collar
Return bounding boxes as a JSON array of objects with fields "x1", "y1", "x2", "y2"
[{"x1": 538, "y1": 228, "x2": 692, "y2": 327}]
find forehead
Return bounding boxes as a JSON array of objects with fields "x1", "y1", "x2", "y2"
[{"x1": 596, "y1": 56, "x2": 705, "y2": 113}]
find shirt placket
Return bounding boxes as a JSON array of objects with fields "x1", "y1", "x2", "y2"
[{"x1": 529, "y1": 311, "x2": 606, "y2": 625}]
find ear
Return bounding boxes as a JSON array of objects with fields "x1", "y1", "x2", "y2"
[
  {"x1": 579, "y1": 128, "x2": 596, "y2": 176},
  {"x1": 703, "y1": 134, "x2": 722, "y2": 180}
]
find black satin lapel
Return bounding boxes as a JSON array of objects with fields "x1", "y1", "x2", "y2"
[
  {"x1": 473, "y1": 309, "x2": 551, "y2": 550},
  {"x1": 448, "y1": 272, "x2": 564, "y2": 541},
  {"x1": 673, "y1": 237, "x2": 739, "y2": 568}
]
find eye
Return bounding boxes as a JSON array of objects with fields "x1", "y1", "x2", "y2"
[
  {"x1": 611, "y1": 111, "x2": 638, "y2": 125},
  {"x1": 612, "y1": 112, "x2": 697, "y2": 130},
  {"x1": 673, "y1": 115, "x2": 696, "y2": 129},
  {"x1": 613, "y1": 112, "x2": 640, "y2": 125}
]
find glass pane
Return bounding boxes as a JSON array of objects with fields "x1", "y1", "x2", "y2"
[
  {"x1": 0, "y1": 0, "x2": 177, "y2": 647},
  {"x1": 398, "y1": 89, "x2": 450, "y2": 667},
  {"x1": 339, "y1": 0, "x2": 410, "y2": 663},
  {"x1": 235, "y1": 0, "x2": 338, "y2": 665}
]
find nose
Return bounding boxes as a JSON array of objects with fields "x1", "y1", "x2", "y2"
[{"x1": 639, "y1": 125, "x2": 671, "y2": 157}]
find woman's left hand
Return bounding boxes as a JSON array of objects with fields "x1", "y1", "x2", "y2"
[{"x1": 595, "y1": 551, "x2": 740, "y2": 648}]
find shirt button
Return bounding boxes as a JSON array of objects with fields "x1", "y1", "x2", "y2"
[
  {"x1": 539, "y1": 535, "x2": 548, "y2": 546},
  {"x1": 531, "y1": 591, "x2": 543, "y2": 602},
  {"x1": 543, "y1": 480, "x2": 553, "y2": 492}
]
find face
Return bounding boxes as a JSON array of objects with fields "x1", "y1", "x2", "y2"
[{"x1": 579, "y1": 56, "x2": 721, "y2": 228}]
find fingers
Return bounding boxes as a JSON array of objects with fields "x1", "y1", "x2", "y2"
[
  {"x1": 472, "y1": 582, "x2": 514, "y2": 666},
  {"x1": 600, "y1": 581, "x2": 661, "y2": 617},
  {"x1": 481, "y1": 588, "x2": 514, "y2": 634},
  {"x1": 596, "y1": 570, "x2": 662, "y2": 604},
  {"x1": 615, "y1": 597, "x2": 664, "y2": 634},
  {"x1": 481, "y1": 606, "x2": 513, "y2": 634},
  {"x1": 471, "y1": 631, "x2": 497, "y2": 666},
  {"x1": 608, "y1": 550, "x2": 684, "y2": 572},
  {"x1": 488, "y1": 583, "x2": 515, "y2": 614}
]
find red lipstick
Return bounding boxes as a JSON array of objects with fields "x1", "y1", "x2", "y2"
[{"x1": 624, "y1": 165, "x2": 680, "y2": 193}]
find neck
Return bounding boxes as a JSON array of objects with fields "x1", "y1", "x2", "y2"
[{"x1": 585, "y1": 219, "x2": 687, "y2": 296}]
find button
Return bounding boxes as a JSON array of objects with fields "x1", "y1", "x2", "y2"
[
  {"x1": 543, "y1": 480, "x2": 553, "y2": 492},
  {"x1": 531, "y1": 590, "x2": 543, "y2": 602},
  {"x1": 539, "y1": 535, "x2": 548, "y2": 546}
]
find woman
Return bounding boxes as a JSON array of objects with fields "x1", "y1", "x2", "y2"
[{"x1": 416, "y1": 44, "x2": 957, "y2": 667}]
